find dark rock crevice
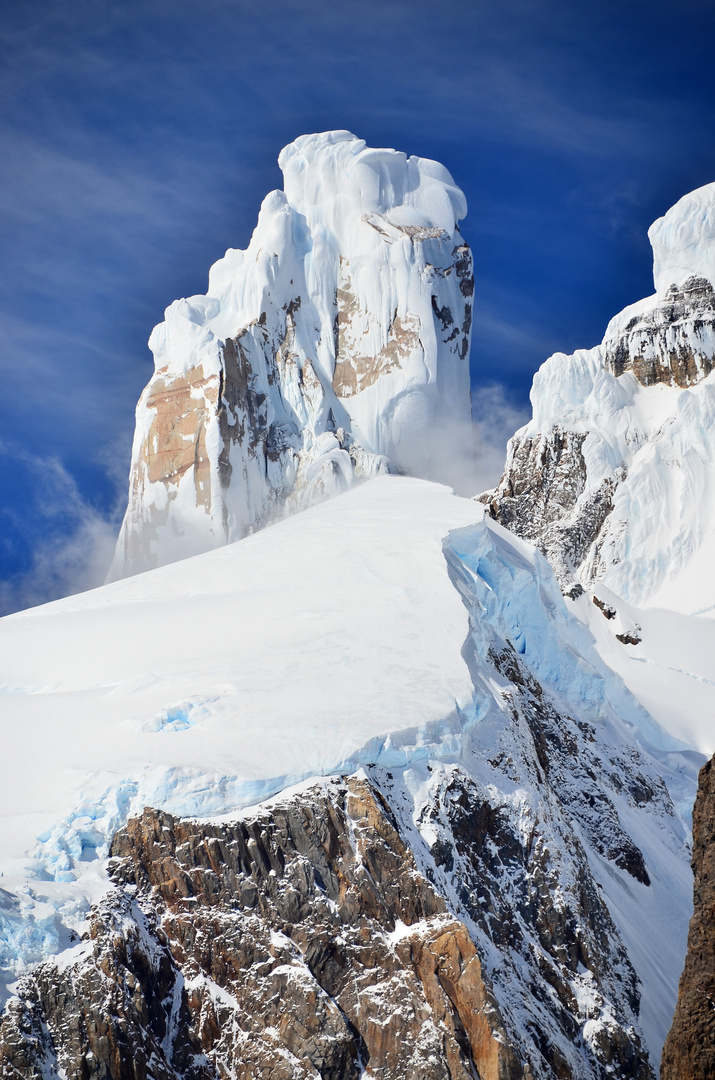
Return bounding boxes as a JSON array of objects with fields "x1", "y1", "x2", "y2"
[{"x1": 662, "y1": 753, "x2": 715, "y2": 1080}]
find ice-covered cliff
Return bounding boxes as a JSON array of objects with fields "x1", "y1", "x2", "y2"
[
  {"x1": 109, "y1": 131, "x2": 474, "y2": 579},
  {"x1": 482, "y1": 182, "x2": 715, "y2": 616}
]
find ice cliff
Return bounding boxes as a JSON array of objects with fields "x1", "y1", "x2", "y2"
[
  {"x1": 482, "y1": 182, "x2": 715, "y2": 615},
  {"x1": 110, "y1": 131, "x2": 474, "y2": 579}
]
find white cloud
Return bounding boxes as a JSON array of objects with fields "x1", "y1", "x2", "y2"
[
  {"x1": 415, "y1": 382, "x2": 531, "y2": 499},
  {"x1": 472, "y1": 382, "x2": 531, "y2": 494},
  {"x1": 0, "y1": 445, "x2": 121, "y2": 615}
]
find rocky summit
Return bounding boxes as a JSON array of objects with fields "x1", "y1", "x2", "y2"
[{"x1": 109, "y1": 132, "x2": 474, "y2": 580}]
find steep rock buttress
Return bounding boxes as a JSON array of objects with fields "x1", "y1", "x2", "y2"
[
  {"x1": 661, "y1": 754, "x2": 715, "y2": 1080},
  {"x1": 109, "y1": 131, "x2": 474, "y2": 579}
]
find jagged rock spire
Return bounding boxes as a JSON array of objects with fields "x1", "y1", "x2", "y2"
[{"x1": 110, "y1": 132, "x2": 474, "y2": 580}]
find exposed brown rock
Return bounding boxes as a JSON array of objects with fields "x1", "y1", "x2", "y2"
[
  {"x1": 143, "y1": 366, "x2": 219, "y2": 497},
  {"x1": 593, "y1": 596, "x2": 616, "y2": 620},
  {"x1": 661, "y1": 754, "x2": 715, "y2": 1080},
  {"x1": 605, "y1": 277, "x2": 715, "y2": 388},
  {"x1": 0, "y1": 777, "x2": 523, "y2": 1080},
  {"x1": 332, "y1": 310, "x2": 420, "y2": 397},
  {"x1": 332, "y1": 258, "x2": 421, "y2": 398}
]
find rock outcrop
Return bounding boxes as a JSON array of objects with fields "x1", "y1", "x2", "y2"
[
  {"x1": 0, "y1": 777, "x2": 522, "y2": 1080},
  {"x1": 0, "y1": 750, "x2": 666, "y2": 1080},
  {"x1": 480, "y1": 183, "x2": 715, "y2": 612},
  {"x1": 661, "y1": 754, "x2": 715, "y2": 1080},
  {"x1": 110, "y1": 132, "x2": 474, "y2": 579}
]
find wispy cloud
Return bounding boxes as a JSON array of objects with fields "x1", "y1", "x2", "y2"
[
  {"x1": 0, "y1": 442, "x2": 121, "y2": 615},
  {"x1": 472, "y1": 383, "x2": 531, "y2": 493}
]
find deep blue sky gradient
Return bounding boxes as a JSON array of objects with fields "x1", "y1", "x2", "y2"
[{"x1": 2, "y1": 0, "x2": 715, "y2": 610}]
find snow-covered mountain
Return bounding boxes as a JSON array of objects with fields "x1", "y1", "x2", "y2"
[
  {"x1": 0, "y1": 478, "x2": 699, "y2": 1078},
  {"x1": 482, "y1": 182, "x2": 715, "y2": 617},
  {"x1": 1, "y1": 140, "x2": 713, "y2": 1079},
  {"x1": 480, "y1": 183, "x2": 715, "y2": 761},
  {"x1": 109, "y1": 132, "x2": 474, "y2": 580}
]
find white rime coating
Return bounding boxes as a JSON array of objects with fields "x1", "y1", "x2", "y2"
[
  {"x1": 497, "y1": 182, "x2": 715, "y2": 614},
  {"x1": 110, "y1": 131, "x2": 474, "y2": 579},
  {"x1": 649, "y1": 181, "x2": 715, "y2": 293}
]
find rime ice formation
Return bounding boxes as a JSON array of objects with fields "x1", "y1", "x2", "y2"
[
  {"x1": 650, "y1": 181, "x2": 715, "y2": 292},
  {"x1": 482, "y1": 181, "x2": 715, "y2": 617},
  {"x1": 110, "y1": 132, "x2": 474, "y2": 579}
]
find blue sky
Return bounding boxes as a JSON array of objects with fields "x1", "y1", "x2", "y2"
[{"x1": 2, "y1": 0, "x2": 715, "y2": 611}]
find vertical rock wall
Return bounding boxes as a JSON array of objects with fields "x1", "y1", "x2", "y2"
[{"x1": 661, "y1": 754, "x2": 715, "y2": 1080}]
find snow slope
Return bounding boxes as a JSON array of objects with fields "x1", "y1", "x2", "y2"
[
  {"x1": 0, "y1": 479, "x2": 483, "y2": 988},
  {"x1": 0, "y1": 476, "x2": 699, "y2": 1071},
  {"x1": 1, "y1": 479, "x2": 479, "y2": 870},
  {"x1": 572, "y1": 584, "x2": 715, "y2": 759}
]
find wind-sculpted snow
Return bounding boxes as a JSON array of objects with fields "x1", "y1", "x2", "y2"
[
  {"x1": 110, "y1": 132, "x2": 474, "y2": 579},
  {"x1": 483, "y1": 183, "x2": 715, "y2": 621},
  {"x1": 0, "y1": 477, "x2": 698, "y2": 1076},
  {"x1": 649, "y1": 181, "x2": 715, "y2": 293}
]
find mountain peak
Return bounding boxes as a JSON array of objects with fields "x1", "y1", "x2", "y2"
[
  {"x1": 650, "y1": 180, "x2": 715, "y2": 293},
  {"x1": 109, "y1": 133, "x2": 474, "y2": 581}
]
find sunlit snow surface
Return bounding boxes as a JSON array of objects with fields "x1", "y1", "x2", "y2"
[
  {"x1": 649, "y1": 180, "x2": 715, "y2": 292},
  {"x1": 0, "y1": 476, "x2": 709, "y2": 1065}
]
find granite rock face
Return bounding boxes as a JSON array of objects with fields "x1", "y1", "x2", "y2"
[
  {"x1": 109, "y1": 132, "x2": 474, "y2": 580},
  {"x1": 661, "y1": 754, "x2": 715, "y2": 1080},
  {"x1": 0, "y1": 743, "x2": 664, "y2": 1080},
  {"x1": 0, "y1": 777, "x2": 521, "y2": 1080}
]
